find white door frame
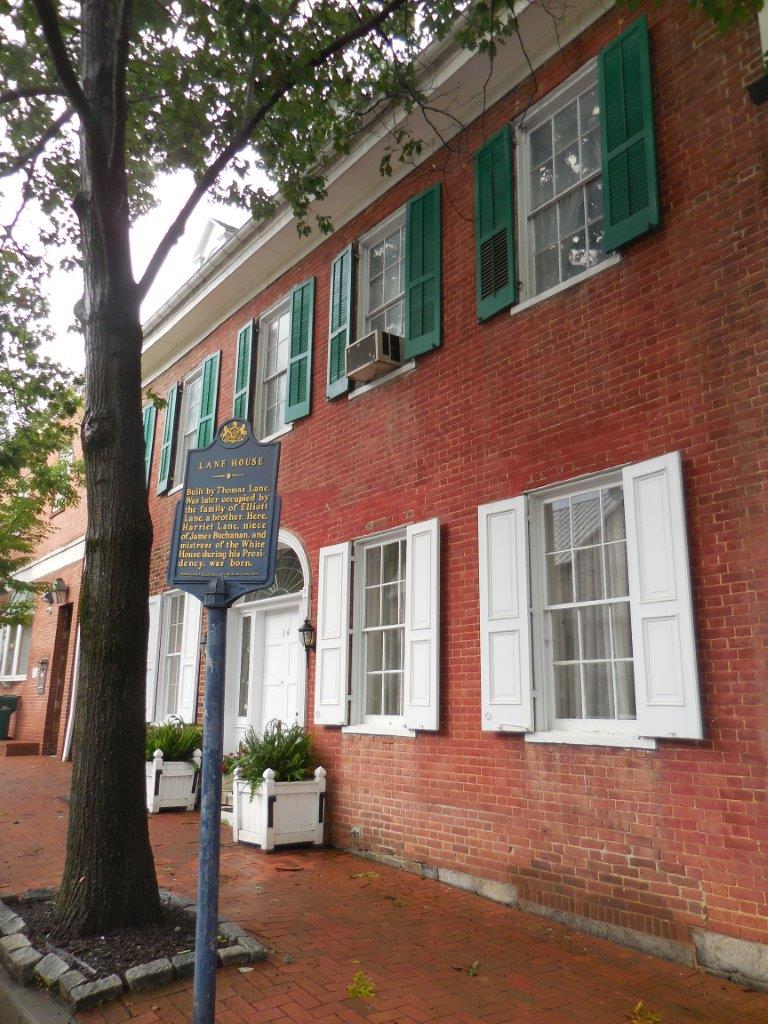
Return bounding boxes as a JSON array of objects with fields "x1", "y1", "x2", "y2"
[{"x1": 223, "y1": 530, "x2": 311, "y2": 752}]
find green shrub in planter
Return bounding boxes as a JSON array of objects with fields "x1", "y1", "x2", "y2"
[
  {"x1": 232, "y1": 720, "x2": 313, "y2": 790},
  {"x1": 145, "y1": 718, "x2": 202, "y2": 763}
]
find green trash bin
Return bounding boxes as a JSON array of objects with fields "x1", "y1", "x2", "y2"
[{"x1": 0, "y1": 695, "x2": 20, "y2": 740}]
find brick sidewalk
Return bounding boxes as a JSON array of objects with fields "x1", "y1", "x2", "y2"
[{"x1": 0, "y1": 758, "x2": 764, "y2": 1024}]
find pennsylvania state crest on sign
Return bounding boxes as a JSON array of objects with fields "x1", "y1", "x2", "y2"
[{"x1": 219, "y1": 420, "x2": 248, "y2": 445}]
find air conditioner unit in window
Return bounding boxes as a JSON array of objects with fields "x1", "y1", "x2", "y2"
[{"x1": 345, "y1": 330, "x2": 402, "y2": 382}]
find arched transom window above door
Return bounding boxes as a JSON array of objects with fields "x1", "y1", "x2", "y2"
[{"x1": 238, "y1": 544, "x2": 304, "y2": 604}]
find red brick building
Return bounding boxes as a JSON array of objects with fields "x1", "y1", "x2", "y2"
[{"x1": 12, "y1": 1, "x2": 768, "y2": 986}]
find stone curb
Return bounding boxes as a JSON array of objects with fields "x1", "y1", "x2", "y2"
[{"x1": 0, "y1": 890, "x2": 269, "y2": 1012}]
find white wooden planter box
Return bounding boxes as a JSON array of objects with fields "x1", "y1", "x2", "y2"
[
  {"x1": 146, "y1": 748, "x2": 202, "y2": 814},
  {"x1": 232, "y1": 766, "x2": 326, "y2": 850}
]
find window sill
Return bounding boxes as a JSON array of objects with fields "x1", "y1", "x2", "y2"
[
  {"x1": 524, "y1": 730, "x2": 656, "y2": 750},
  {"x1": 511, "y1": 254, "x2": 621, "y2": 319},
  {"x1": 347, "y1": 361, "x2": 415, "y2": 400},
  {"x1": 0, "y1": 676, "x2": 25, "y2": 685},
  {"x1": 167, "y1": 484, "x2": 183, "y2": 496},
  {"x1": 342, "y1": 723, "x2": 416, "y2": 738},
  {"x1": 260, "y1": 423, "x2": 293, "y2": 444}
]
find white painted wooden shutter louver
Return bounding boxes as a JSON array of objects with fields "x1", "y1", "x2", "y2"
[
  {"x1": 623, "y1": 452, "x2": 702, "y2": 739},
  {"x1": 478, "y1": 497, "x2": 534, "y2": 732},
  {"x1": 403, "y1": 518, "x2": 440, "y2": 731},
  {"x1": 314, "y1": 543, "x2": 351, "y2": 726},
  {"x1": 145, "y1": 595, "x2": 162, "y2": 722},
  {"x1": 176, "y1": 594, "x2": 202, "y2": 723}
]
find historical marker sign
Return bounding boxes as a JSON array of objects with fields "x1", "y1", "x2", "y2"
[{"x1": 168, "y1": 418, "x2": 281, "y2": 605}]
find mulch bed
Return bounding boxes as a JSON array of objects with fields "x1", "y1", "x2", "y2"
[{"x1": 7, "y1": 893, "x2": 226, "y2": 978}]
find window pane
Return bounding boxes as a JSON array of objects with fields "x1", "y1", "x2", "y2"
[
  {"x1": 535, "y1": 247, "x2": 559, "y2": 294},
  {"x1": 381, "y1": 674, "x2": 402, "y2": 716},
  {"x1": 572, "y1": 491, "x2": 601, "y2": 548},
  {"x1": 533, "y1": 206, "x2": 557, "y2": 253},
  {"x1": 555, "y1": 664, "x2": 582, "y2": 718},
  {"x1": 366, "y1": 674, "x2": 382, "y2": 715},
  {"x1": 530, "y1": 123, "x2": 552, "y2": 167},
  {"x1": 610, "y1": 603, "x2": 633, "y2": 659},
  {"x1": 615, "y1": 662, "x2": 637, "y2": 719},
  {"x1": 365, "y1": 586, "x2": 380, "y2": 628},
  {"x1": 580, "y1": 127, "x2": 600, "y2": 177},
  {"x1": 561, "y1": 226, "x2": 588, "y2": 281},
  {"x1": 385, "y1": 301, "x2": 403, "y2": 336},
  {"x1": 554, "y1": 101, "x2": 578, "y2": 150},
  {"x1": 551, "y1": 609, "x2": 577, "y2": 662},
  {"x1": 579, "y1": 86, "x2": 600, "y2": 132},
  {"x1": 369, "y1": 311, "x2": 385, "y2": 334},
  {"x1": 584, "y1": 662, "x2": 614, "y2": 718},
  {"x1": 530, "y1": 160, "x2": 554, "y2": 208},
  {"x1": 544, "y1": 498, "x2": 570, "y2": 552},
  {"x1": 580, "y1": 605, "x2": 610, "y2": 661},
  {"x1": 369, "y1": 274, "x2": 384, "y2": 311},
  {"x1": 366, "y1": 632, "x2": 383, "y2": 672},
  {"x1": 15, "y1": 626, "x2": 31, "y2": 678},
  {"x1": 558, "y1": 189, "x2": 585, "y2": 239},
  {"x1": 588, "y1": 221, "x2": 605, "y2": 264},
  {"x1": 547, "y1": 551, "x2": 574, "y2": 604},
  {"x1": 384, "y1": 261, "x2": 400, "y2": 303},
  {"x1": 605, "y1": 541, "x2": 629, "y2": 598},
  {"x1": 382, "y1": 542, "x2": 400, "y2": 583},
  {"x1": 586, "y1": 179, "x2": 603, "y2": 223},
  {"x1": 384, "y1": 628, "x2": 403, "y2": 672},
  {"x1": 366, "y1": 545, "x2": 381, "y2": 584},
  {"x1": 165, "y1": 657, "x2": 181, "y2": 717},
  {"x1": 2, "y1": 627, "x2": 16, "y2": 676},
  {"x1": 381, "y1": 583, "x2": 400, "y2": 626},
  {"x1": 370, "y1": 243, "x2": 384, "y2": 279},
  {"x1": 238, "y1": 618, "x2": 252, "y2": 718},
  {"x1": 555, "y1": 143, "x2": 580, "y2": 194},
  {"x1": 574, "y1": 546, "x2": 603, "y2": 601}
]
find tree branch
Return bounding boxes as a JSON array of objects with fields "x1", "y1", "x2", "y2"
[
  {"x1": 0, "y1": 85, "x2": 65, "y2": 105},
  {"x1": 30, "y1": 0, "x2": 91, "y2": 122},
  {"x1": 137, "y1": 0, "x2": 409, "y2": 301},
  {"x1": 109, "y1": 0, "x2": 133, "y2": 171},
  {"x1": 0, "y1": 107, "x2": 74, "y2": 178}
]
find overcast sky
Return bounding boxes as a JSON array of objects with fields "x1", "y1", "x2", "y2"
[{"x1": 33, "y1": 171, "x2": 245, "y2": 374}]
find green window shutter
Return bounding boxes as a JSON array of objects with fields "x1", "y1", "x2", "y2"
[
  {"x1": 474, "y1": 126, "x2": 517, "y2": 322},
  {"x1": 196, "y1": 351, "x2": 221, "y2": 448},
  {"x1": 233, "y1": 323, "x2": 254, "y2": 420},
  {"x1": 598, "y1": 15, "x2": 659, "y2": 252},
  {"x1": 327, "y1": 247, "x2": 353, "y2": 400},
  {"x1": 404, "y1": 184, "x2": 441, "y2": 359},
  {"x1": 285, "y1": 277, "x2": 315, "y2": 423},
  {"x1": 142, "y1": 404, "x2": 157, "y2": 487},
  {"x1": 156, "y1": 383, "x2": 179, "y2": 495}
]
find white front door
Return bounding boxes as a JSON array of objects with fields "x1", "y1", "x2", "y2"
[{"x1": 225, "y1": 601, "x2": 303, "y2": 751}]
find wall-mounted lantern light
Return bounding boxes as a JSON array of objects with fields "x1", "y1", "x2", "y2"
[
  {"x1": 52, "y1": 578, "x2": 69, "y2": 605},
  {"x1": 298, "y1": 618, "x2": 316, "y2": 653}
]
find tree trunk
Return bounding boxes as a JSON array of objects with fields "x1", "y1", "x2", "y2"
[{"x1": 55, "y1": 0, "x2": 161, "y2": 937}]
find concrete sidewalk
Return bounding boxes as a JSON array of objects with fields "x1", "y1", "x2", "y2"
[{"x1": 0, "y1": 758, "x2": 764, "y2": 1024}]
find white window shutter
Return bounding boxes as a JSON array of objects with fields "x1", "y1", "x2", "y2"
[
  {"x1": 145, "y1": 595, "x2": 162, "y2": 722},
  {"x1": 478, "y1": 497, "x2": 534, "y2": 732},
  {"x1": 403, "y1": 518, "x2": 440, "y2": 731},
  {"x1": 623, "y1": 452, "x2": 702, "y2": 739},
  {"x1": 314, "y1": 543, "x2": 351, "y2": 725},
  {"x1": 176, "y1": 594, "x2": 202, "y2": 723}
]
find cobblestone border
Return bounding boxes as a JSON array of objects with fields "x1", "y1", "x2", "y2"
[{"x1": 0, "y1": 889, "x2": 267, "y2": 1013}]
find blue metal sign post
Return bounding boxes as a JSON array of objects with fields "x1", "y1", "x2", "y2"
[{"x1": 167, "y1": 419, "x2": 281, "y2": 1024}]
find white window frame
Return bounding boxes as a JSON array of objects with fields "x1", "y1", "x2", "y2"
[
  {"x1": 348, "y1": 527, "x2": 411, "y2": 734},
  {"x1": 170, "y1": 365, "x2": 204, "y2": 493},
  {"x1": 254, "y1": 296, "x2": 294, "y2": 443},
  {"x1": 156, "y1": 590, "x2": 186, "y2": 720},
  {"x1": 356, "y1": 206, "x2": 407, "y2": 342},
  {"x1": 513, "y1": 58, "x2": 619, "y2": 312},
  {"x1": 528, "y1": 468, "x2": 644, "y2": 743},
  {"x1": 0, "y1": 623, "x2": 31, "y2": 682}
]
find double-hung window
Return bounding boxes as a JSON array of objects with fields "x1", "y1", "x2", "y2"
[
  {"x1": 174, "y1": 368, "x2": 203, "y2": 484},
  {"x1": 359, "y1": 212, "x2": 406, "y2": 339},
  {"x1": 521, "y1": 67, "x2": 609, "y2": 299},
  {"x1": 478, "y1": 453, "x2": 703, "y2": 746},
  {"x1": 474, "y1": 16, "x2": 659, "y2": 319},
  {"x1": 256, "y1": 300, "x2": 291, "y2": 440},
  {"x1": 0, "y1": 622, "x2": 31, "y2": 682},
  {"x1": 145, "y1": 590, "x2": 201, "y2": 723},
  {"x1": 313, "y1": 520, "x2": 440, "y2": 734}
]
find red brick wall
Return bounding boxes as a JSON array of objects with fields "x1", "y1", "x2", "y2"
[{"x1": 143, "y1": 7, "x2": 767, "y2": 949}]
